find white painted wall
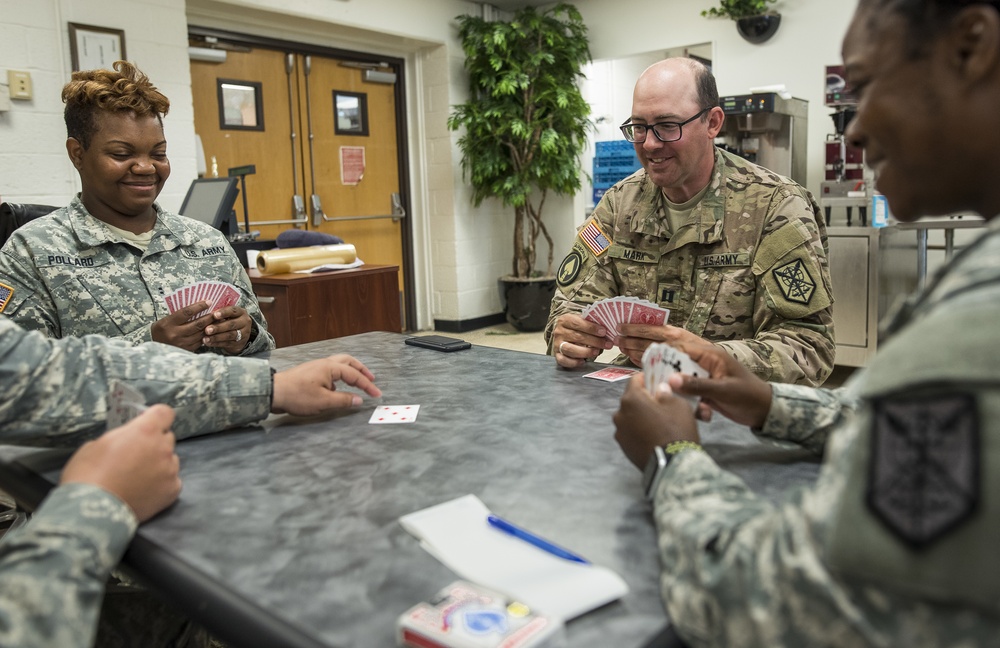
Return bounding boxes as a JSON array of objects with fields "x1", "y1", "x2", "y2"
[{"x1": 0, "y1": 0, "x2": 865, "y2": 332}]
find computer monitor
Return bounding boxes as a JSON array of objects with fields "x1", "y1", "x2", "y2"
[{"x1": 178, "y1": 177, "x2": 240, "y2": 239}]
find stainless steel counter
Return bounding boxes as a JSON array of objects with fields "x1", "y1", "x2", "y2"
[{"x1": 827, "y1": 215, "x2": 985, "y2": 367}]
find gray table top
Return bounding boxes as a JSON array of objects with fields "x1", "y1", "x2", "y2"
[{"x1": 1, "y1": 331, "x2": 822, "y2": 647}]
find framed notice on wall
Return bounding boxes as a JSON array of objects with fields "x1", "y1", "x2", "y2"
[{"x1": 69, "y1": 23, "x2": 126, "y2": 72}]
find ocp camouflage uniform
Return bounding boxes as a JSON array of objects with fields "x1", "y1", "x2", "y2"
[
  {"x1": 0, "y1": 317, "x2": 275, "y2": 646},
  {"x1": 0, "y1": 196, "x2": 274, "y2": 355},
  {"x1": 0, "y1": 484, "x2": 136, "y2": 648},
  {"x1": 547, "y1": 148, "x2": 835, "y2": 386},
  {"x1": 653, "y1": 217, "x2": 1000, "y2": 646}
]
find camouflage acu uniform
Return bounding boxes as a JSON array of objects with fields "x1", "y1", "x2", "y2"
[
  {"x1": 0, "y1": 317, "x2": 272, "y2": 445},
  {"x1": 0, "y1": 483, "x2": 136, "y2": 648},
  {"x1": 653, "y1": 217, "x2": 1000, "y2": 646},
  {"x1": 547, "y1": 148, "x2": 835, "y2": 386},
  {"x1": 0, "y1": 196, "x2": 274, "y2": 355},
  {"x1": 0, "y1": 317, "x2": 274, "y2": 645}
]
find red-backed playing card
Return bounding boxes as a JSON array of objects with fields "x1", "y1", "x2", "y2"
[{"x1": 583, "y1": 367, "x2": 637, "y2": 382}]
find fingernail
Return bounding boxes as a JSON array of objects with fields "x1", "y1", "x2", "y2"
[{"x1": 351, "y1": 395, "x2": 362, "y2": 406}]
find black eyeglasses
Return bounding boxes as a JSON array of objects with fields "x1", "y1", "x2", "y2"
[{"x1": 620, "y1": 107, "x2": 711, "y2": 143}]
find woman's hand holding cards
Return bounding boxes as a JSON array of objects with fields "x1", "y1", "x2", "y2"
[
  {"x1": 668, "y1": 344, "x2": 773, "y2": 429},
  {"x1": 151, "y1": 301, "x2": 214, "y2": 351},
  {"x1": 613, "y1": 374, "x2": 700, "y2": 470},
  {"x1": 202, "y1": 306, "x2": 252, "y2": 354}
]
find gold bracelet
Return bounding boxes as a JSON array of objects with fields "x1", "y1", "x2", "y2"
[{"x1": 663, "y1": 440, "x2": 704, "y2": 456}]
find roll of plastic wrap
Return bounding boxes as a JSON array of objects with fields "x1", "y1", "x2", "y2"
[{"x1": 256, "y1": 244, "x2": 358, "y2": 275}]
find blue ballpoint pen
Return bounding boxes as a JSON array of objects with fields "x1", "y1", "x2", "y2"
[{"x1": 487, "y1": 514, "x2": 590, "y2": 565}]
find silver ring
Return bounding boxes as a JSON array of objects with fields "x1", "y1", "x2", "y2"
[
  {"x1": 559, "y1": 341, "x2": 567, "y2": 355},
  {"x1": 236, "y1": 329, "x2": 243, "y2": 343}
]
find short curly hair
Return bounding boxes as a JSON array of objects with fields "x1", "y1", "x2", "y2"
[{"x1": 62, "y1": 60, "x2": 170, "y2": 149}]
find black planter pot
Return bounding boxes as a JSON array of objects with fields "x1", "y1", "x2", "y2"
[
  {"x1": 736, "y1": 14, "x2": 781, "y2": 44},
  {"x1": 501, "y1": 276, "x2": 557, "y2": 332}
]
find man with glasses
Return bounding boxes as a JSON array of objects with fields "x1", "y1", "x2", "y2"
[{"x1": 546, "y1": 57, "x2": 835, "y2": 387}]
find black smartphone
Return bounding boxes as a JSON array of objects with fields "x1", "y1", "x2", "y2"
[{"x1": 404, "y1": 335, "x2": 472, "y2": 352}]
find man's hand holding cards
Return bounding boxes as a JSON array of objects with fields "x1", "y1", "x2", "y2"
[
  {"x1": 582, "y1": 296, "x2": 669, "y2": 342},
  {"x1": 642, "y1": 343, "x2": 707, "y2": 411}
]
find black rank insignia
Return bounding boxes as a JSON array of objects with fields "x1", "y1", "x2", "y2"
[{"x1": 867, "y1": 393, "x2": 979, "y2": 548}]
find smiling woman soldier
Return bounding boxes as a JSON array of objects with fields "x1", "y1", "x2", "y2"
[{"x1": 0, "y1": 60, "x2": 273, "y2": 356}]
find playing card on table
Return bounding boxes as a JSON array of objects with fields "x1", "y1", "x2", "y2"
[
  {"x1": 641, "y1": 343, "x2": 707, "y2": 411},
  {"x1": 164, "y1": 281, "x2": 240, "y2": 320},
  {"x1": 582, "y1": 296, "x2": 670, "y2": 342},
  {"x1": 369, "y1": 405, "x2": 420, "y2": 424},
  {"x1": 107, "y1": 380, "x2": 148, "y2": 430},
  {"x1": 583, "y1": 367, "x2": 638, "y2": 382}
]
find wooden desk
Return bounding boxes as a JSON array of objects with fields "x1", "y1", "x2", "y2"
[{"x1": 249, "y1": 264, "x2": 401, "y2": 347}]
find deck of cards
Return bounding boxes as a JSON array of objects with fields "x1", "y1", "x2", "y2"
[
  {"x1": 582, "y1": 296, "x2": 669, "y2": 342},
  {"x1": 641, "y1": 343, "x2": 707, "y2": 411},
  {"x1": 397, "y1": 580, "x2": 559, "y2": 648},
  {"x1": 164, "y1": 281, "x2": 240, "y2": 320}
]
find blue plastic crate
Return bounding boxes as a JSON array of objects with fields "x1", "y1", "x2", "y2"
[
  {"x1": 595, "y1": 140, "x2": 634, "y2": 155},
  {"x1": 594, "y1": 171, "x2": 636, "y2": 185},
  {"x1": 593, "y1": 161, "x2": 641, "y2": 175}
]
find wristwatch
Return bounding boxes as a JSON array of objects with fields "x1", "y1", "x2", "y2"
[
  {"x1": 642, "y1": 441, "x2": 704, "y2": 500},
  {"x1": 642, "y1": 446, "x2": 668, "y2": 501}
]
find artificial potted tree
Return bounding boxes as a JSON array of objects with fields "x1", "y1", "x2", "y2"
[
  {"x1": 448, "y1": 3, "x2": 591, "y2": 331},
  {"x1": 701, "y1": 0, "x2": 781, "y2": 44}
]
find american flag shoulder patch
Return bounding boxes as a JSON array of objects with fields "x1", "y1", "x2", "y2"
[
  {"x1": 0, "y1": 282, "x2": 13, "y2": 314},
  {"x1": 579, "y1": 219, "x2": 611, "y2": 257}
]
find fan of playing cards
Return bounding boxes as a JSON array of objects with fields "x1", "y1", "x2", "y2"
[
  {"x1": 164, "y1": 281, "x2": 240, "y2": 321},
  {"x1": 582, "y1": 296, "x2": 670, "y2": 341},
  {"x1": 642, "y1": 342, "x2": 707, "y2": 411}
]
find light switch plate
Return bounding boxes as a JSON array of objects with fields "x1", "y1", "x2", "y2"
[{"x1": 7, "y1": 70, "x2": 32, "y2": 100}]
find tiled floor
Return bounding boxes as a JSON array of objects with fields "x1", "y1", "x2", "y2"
[{"x1": 446, "y1": 322, "x2": 857, "y2": 389}]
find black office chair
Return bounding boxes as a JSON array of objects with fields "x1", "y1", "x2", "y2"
[{"x1": 0, "y1": 202, "x2": 60, "y2": 248}]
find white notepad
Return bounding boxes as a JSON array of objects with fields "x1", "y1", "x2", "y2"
[{"x1": 399, "y1": 494, "x2": 629, "y2": 622}]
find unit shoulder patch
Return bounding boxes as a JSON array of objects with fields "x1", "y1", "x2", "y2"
[
  {"x1": 867, "y1": 393, "x2": 979, "y2": 548},
  {"x1": 557, "y1": 248, "x2": 584, "y2": 287},
  {"x1": 772, "y1": 258, "x2": 815, "y2": 304}
]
